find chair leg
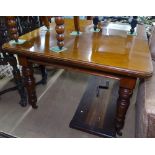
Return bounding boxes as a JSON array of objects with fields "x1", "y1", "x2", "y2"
[
  {"x1": 39, "y1": 65, "x2": 47, "y2": 84},
  {"x1": 8, "y1": 54, "x2": 27, "y2": 107}
]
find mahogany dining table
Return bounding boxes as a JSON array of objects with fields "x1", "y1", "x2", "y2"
[{"x1": 2, "y1": 18, "x2": 153, "y2": 136}]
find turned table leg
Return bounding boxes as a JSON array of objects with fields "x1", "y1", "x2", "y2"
[
  {"x1": 115, "y1": 77, "x2": 136, "y2": 136},
  {"x1": 19, "y1": 56, "x2": 38, "y2": 109}
]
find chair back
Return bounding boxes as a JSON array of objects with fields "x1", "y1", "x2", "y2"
[
  {"x1": 5, "y1": 16, "x2": 93, "y2": 50},
  {"x1": 149, "y1": 26, "x2": 155, "y2": 61}
]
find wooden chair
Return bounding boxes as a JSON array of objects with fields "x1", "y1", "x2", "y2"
[
  {"x1": 0, "y1": 16, "x2": 27, "y2": 106},
  {"x1": 0, "y1": 16, "x2": 49, "y2": 107},
  {"x1": 54, "y1": 16, "x2": 94, "y2": 50},
  {"x1": 16, "y1": 16, "x2": 48, "y2": 84},
  {"x1": 6, "y1": 16, "x2": 48, "y2": 83}
]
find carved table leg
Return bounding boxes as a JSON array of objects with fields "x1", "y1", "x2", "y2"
[
  {"x1": 8, "y1": 54, "x2": 27, "y2": 107},
  {"x1": 115, "y1": 77, "x2": 136, "y2": 136},
  {"x1": 19, "y1": 56, "x2": 38, "y2": 109},
  {"x1": 39, "y1": 65, "x2": 47, "y2": 84}
]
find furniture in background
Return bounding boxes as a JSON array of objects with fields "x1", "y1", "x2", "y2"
[
  {"x1": 3, "y1": 17, "x2": 152, "y2": 137},
  {"x1": 0, "y1": 16, "x2": 27, "y2": 106},
  {"x1": 0, "y1": 16, "x2": 48, "y2": 106},
  {"x1": 135, "y1": 25, "x2": 155, "y2": 137}
]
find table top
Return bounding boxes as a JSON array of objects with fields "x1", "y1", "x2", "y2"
[{"x1": 3, "y1": 19, "x2": 153, "y2": 78}]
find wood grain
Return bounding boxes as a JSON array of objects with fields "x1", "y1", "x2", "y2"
[{"x1": 3, "y1": 19, "x2": 152, "y2": 78}]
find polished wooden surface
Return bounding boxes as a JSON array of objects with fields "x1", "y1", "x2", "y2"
[
  {"x1": 3, "y1": 19, "x2": 153, "y2": 78},
  {"x1": 3, "y1": 18, "x2": 153, "y2": 136}
]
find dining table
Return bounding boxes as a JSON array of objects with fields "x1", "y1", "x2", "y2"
[{"x1": 2, "y1": 18, "x2": 153, "y2": 137}]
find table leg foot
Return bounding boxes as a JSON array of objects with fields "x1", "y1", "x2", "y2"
[{"x1": 32, "y1": 104, "x2": 38, "y2": 109}]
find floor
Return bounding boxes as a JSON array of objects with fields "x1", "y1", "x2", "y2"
[{"x1": 0, "y1": 67, "x2": 137, "y2": 138}]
